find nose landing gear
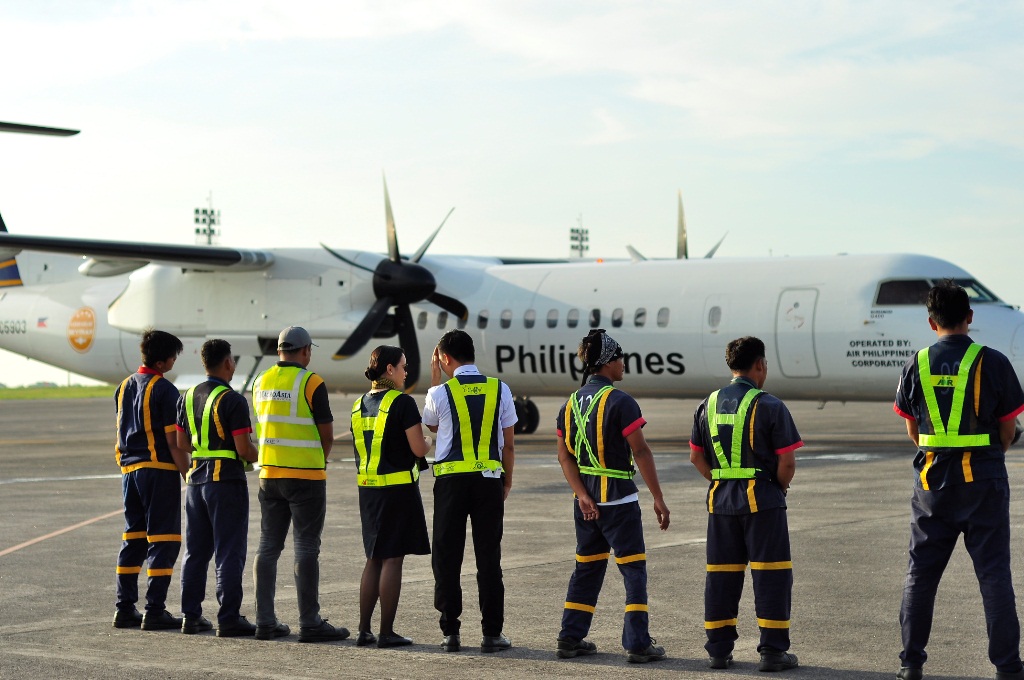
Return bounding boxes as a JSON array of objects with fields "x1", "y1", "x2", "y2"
[{"x1": 513, "y1": 396, "x2": 540, "y2": 435}]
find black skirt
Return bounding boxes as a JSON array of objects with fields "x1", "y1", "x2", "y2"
[{"x1": 359, "y1": 483, "x2": 431, "y2": 559}]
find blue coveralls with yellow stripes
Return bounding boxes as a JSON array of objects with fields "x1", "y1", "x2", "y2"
[
  {"x1": 114, "y1": 367, "x2": 183, "y2": 615},
  {"x1": 894, "y1": 335, "x2": 1024, "y2": 673},
  {"x1": 689, "y1": 377, "x2": 803, "y2": 659},
  {"x1": 556, "y1": 376, "x2": 653, "y2": 652}
]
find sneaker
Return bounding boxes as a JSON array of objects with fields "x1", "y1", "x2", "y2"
[
  {"x1": 481, "y1": 633, "x2": 512, "y2": 653},
  {"x1": 627, "y1": 640, "x2": 666, "y2": 664},
  {"x1": 181, "y1": 616, "x2": 213, "y2": 634},
  {"x1": 217, "y1": 616, "x2": 257, "y2": 637},
  {"x1": 759, "y1": 650, "x2": 799, "y2": 672},
  {"x1": 556, "y1": 637, "x2": 597, "y2": 659},
  {"x1": 441, "y1": 634, "x2": 461, "y2": 652},
  {"x1": 377, "y1": 632, "x2": 413, "y2": 648},
  {"x1": 356, "y1": 631, "x2": 377, "y2": 647},
  {"x1": 709, "y1": 653, "x2": 734, "y2": 669},
  {"x1": 255, "y1": 622, "x2": 290, "y2": 640},
  {"x1": 896, "y1": 668, "x2": 923, "y2": 680},
  {"x1": 112, "y1": 608, "x2": 142, "y2": 629},
  {"x1": 141, "y1": 609, "x2": 183, "y2": 631},
  {"x1": 297, "y1": 619, "x2": 349, "y2": 643}
]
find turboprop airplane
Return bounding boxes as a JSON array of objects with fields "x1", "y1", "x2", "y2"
[{"x1": 3, "y1": 178, "x2": 1024, "y2": 435}]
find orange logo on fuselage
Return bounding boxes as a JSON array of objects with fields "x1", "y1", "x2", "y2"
[{"x1": 68, "y1": 307, "x2": 96, "y2": 353}]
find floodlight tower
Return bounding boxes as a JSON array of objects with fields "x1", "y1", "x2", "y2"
[
  {"x1": 194, "y1": 192, "x2": 221, "y2": 245},
  {"x1": 570, "y1": 214, "x2": 589, "y2": 259}
]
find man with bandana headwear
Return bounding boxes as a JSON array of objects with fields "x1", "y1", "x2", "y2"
[{"x1": 554, "y1": 329, "x2": 670, "y2": 664}]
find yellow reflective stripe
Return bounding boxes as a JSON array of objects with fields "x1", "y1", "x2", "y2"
[
  {"x1": 615, "y1": 553, "x2": 646, "y2": 565},
  {"x1": 625, "y1": 604, "x2": 648, "y2": 612},
  {"x1": 962, "y1": 451, "x2": 973, "y2": 483},
  {"x1": 116, "y1": 566, "x2": 142, "y2": 574},
  {"x1": 758, "y1": 618, "x2": 791, "y2": 629},
  {"x1": 448, "y1": 377, "x2": 499, "y2": 461},
  {"x1": 974, "y1": 355, "x2": 983, "y2": 415},
  {"x1": 358, "y1": 467, "x2": 419, "y2": 487},
  {"x1": 747, "y1": 479, "x2": 758, "y2": 513},
  {"x1": 563, "y1": 402, "x2": 575, "y2": 456},
  {"x1": 706, "y1": 563, "x2": 747, "y2": 572},
  {"x1": 142, "y1": 375, "x2": 159, "y2": 464},
  {"x1": 122, "y1": 531, "x2": 146, "y2": 541},
  {"x1": 708, "y1": 480, "x2": 718, "y2": 514},
  {"x1": 749, "y1": 400, "x2": 758, "y2": 447},
  {"x1": 148, "y1": 568, "x2": 174, "y2": 577},
  {"x1": 213, "y1": 459, "x2": 221, "y2": 482},
  {"x1": 259, "y1": 466, "x2": 327, "y2": 480},
  {"x1": 705, "y1": 618, "x2": 738, "y2": 629},
  {"x1": 920, "y1": 451, "x2": 933, "y2": 491},
  {"x1": 147, "y1": 534, "x2": 181, "y2": 543},
  {"x1": 596, "y1": 388, "x2": 612, "y2": 502},
  {"x1": 750, "y1": 561, "x2": 793, "y2": 570},
  {"x1": 120, "y1": 461, "x2": 178, "y2": 474},
  {"x1": 576, "y1": 552, "x2": 610, "y2": 562},
  {"x1": 564, "y1": 602, "x2": 596, "y2": 614}
]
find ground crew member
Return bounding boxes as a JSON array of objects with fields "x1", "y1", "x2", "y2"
[
  {"x1": 112, "y1": 329, "x2": 189, "y2": 631},
  {"x1": 555, "y1": 329, "x2": 669, "y2": 664},
  {"x1": 893, "y1": 281, "x2": 1024, "y2": 680},
  {"x1": 689, "y1": 335, "x2": 800, "y2": 672},
  {"x1": 176, "y1": 339, "x2": 259, "y2": 636},
  {"x1": 252, "y1": 326, "x2": 348, "y2": 643},
  {"x1": 422, "y1": 329, "x2": 516, "y2": 654}
]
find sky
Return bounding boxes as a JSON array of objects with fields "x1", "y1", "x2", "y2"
[{"x1": 1, "y1": 1, "x2": 1023, "y2": 387}]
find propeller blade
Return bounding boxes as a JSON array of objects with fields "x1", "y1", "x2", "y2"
[
  {"x1": 428, "y1": 292, "x2": 469, "y2": 321},
  {"x1": 0, "y1": 121, "x2": 79, "y2": 136},
  {"x1": 383, "y1": 174, "x2": 401, "y2": 264},
  {"x1": 320, "y1": 243, "x2": 378, "y2": 274},
  {"x1": 410, "y1": 207, "x2": 455, "y2": 263},
  {"x1": 334, "y1": 296, "x2": 394, "y2": 360},
  {"x1": 704, "y1": 232, "x2": 729, "y2": 259},
  {"x1": 394, "y1": 304, "x2": 420, "y2": 391}
]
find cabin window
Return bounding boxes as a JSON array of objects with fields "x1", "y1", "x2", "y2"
[
  {"x1": 876, "y1": 280, "x2": 930, "y2": 306},
  {"x1": 500, "y1": 309, "x2": 512, "y2": 329},
  {"x1": 589, "y1": 308, "x2": 601, "y2": 328},
  {"x1": 567, "y1": 309, "x2": 580, "y2": 328},
  {"x1": 437, "y1": 311, "x2": 448, "y2": 329},
  {"x1": 634, "y1": 308, "x2": 647, "y2": 327},
  {"x1": 417, "y1": 311, "x2": 428, "y2": 330},
  {"x1": 657, "y1": 307, "x2": 670, "y2": 327},
  {"x1": 547, "y1": 309, "x2": 559, "y2": 328},
  {"x1": 707, "y1": 306, "x2": 722, "y2": 329},
  {"x1": 611, "y1": 308, "x2": 623, "y2": 328},
  {"x1": 524, "y1": 309, "x2": 536, "y2": 329},
  {"x1": 477, "y1": 310, "x2": 489, "y2": 329}
]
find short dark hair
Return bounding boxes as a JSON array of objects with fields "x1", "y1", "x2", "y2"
[
  {"x1": 140, "y1": 329, "x2": 183, "y2": 368},
  {"x1": 201, "y1": 339, "x2": 232, "y2": 371},
  {"x1": 927, "y1": 279, "x2": 971, "y2": 329},
  {"x1": 726, "y1": 336, "x2": 766, "y2": 372},
  {"x1": 365, "y1": 345, "x2": 404, "y2": 381},
  {"x1": 438, "y1": 329, "x2": 475, "y2": 363}
]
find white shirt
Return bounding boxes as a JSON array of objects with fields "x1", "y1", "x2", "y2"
[{"x1": 422, "y1": 365, "x2": 517, "y2": 478}]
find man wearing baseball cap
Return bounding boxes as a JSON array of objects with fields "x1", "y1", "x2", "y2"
[{"x1": 251, "y1": 326, "x2": 348, "y2": 642}]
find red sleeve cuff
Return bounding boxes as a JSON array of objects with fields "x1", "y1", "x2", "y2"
[
  {"x1": 175, "y1": 424, "x2": 185, "y2": 432},
  {"x1": 776, "y1": 441, "x2": 803, "y2": 455},
  {"x1": 556, "y1": 428, "x2": 564, "y2": 438},
  {"x1": 893, "y1": 403, "x2": 914, "y2": 420},
  {"x1": 622, "y1": 417, "x2": 646, "y2": 438},
  {"x1": 689, "y1": 441, "x2": 704, "y2": 453},
  {"x1": 231, "y1": 426, "x2": 253, "y2": 436},
  {"x1": 999, "y1": 403, "x2": 1024, "y2": 422}
]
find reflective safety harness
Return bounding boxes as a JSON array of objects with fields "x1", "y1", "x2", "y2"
[
  {"x1": 707, "y1": 387, "x2": 763, "y2": 480},
  {"x1": 916, "y1": 343, "x2": 990, "y2": 449},
  {"x1": 568, "y1": 385, "x2": 635, "y2": 479},
  {"x1": 185, "y1": 384, "x2": 237, "y2": 460},
  {"x1": 433, "y1": 376, "x2": 504, "y2": 476},
  {"x1": 351, "y1": 390, "x2": 419, "y2": 487},
  {"x1": 252, "y1": 366, "x2": 325, "y2": 473}
]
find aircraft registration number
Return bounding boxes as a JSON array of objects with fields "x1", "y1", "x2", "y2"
[{"x1": 0, "y1": 319, "x2": 28, "y2": 334}]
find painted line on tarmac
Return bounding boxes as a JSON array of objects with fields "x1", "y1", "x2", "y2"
[
  {"x1": 0, "y1": 508, "x2": 122, "y2": 558},
  {"x1": 0, "y1": 473, "x2": 121, "y2": 485}
]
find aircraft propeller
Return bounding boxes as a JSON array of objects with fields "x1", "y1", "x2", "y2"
[{"x1": 321, "y1": 177, "x2": 468, "y2": 389}]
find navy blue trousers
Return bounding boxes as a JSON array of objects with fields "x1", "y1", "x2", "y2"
[
  {"x1": 900, "y1": 478, "x2": 1022, "y2": 672},
  {"x1": 180, "y1": 480, "x2": 249, "y2": 623},
  {"x1": 704, "y1": 507, "x2": 792, "y2": 658},
  {"x1": 116, "y1": 468, "x2": 181, "y2": 613},
  {"x1": 559, "y1": 499, "x2": 651, "y2": 652}
]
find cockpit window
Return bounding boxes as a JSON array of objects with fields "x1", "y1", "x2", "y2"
[
  {"x1": 875, "y1": 280, "x2": 930, "y2": 306},
  {"x1": 949, "y1": 279, "x2": 999, "y2": 303}
]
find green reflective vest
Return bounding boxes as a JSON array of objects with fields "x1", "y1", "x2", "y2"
[
  {"x1": 252, "y1": 366, "x2": 325, "y2": 475},
  {"x1": 433, "y1": 376, "x2": 504, "y2": 476},
  {"x1": 916, "y1": 343, "x2": 991, "y2": 449},
  {"x1": 707, "y1": 387, "x2": 764, "y2": 480},
  {"x1": 185, "y1": 383, "x2": 236, "y2": 460},
  {"x1": 566, "y1": 385, "x2": 635, "y2": 479},
  {"x1": 351, "y1": 390, "x2": 419, "y2": 487}
]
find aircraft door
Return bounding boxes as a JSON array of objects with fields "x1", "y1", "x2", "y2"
[{"x1": 775, "y1": 288, "x2": 820, "y2": 378}]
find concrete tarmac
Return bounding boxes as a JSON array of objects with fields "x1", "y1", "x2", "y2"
[{"x1": 2, "y1": 394, "x2": 1024, "y2": 679}]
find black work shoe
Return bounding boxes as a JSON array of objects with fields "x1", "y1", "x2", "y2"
[
  {"x1": 710, "y1": 653, "x2": 734, "y2": 669},
  {"x1": 181, "y1": 616, "x2": 213, "y2": 634},
  {"x1": 356, "y1": 630, "x2": 377, "y2": 647},
  {"x1": 112, "y1": 608, "x2": 142, "y2": 629},
  {"x1": 896, "y1": 668, "x2": 923, "y2": 680},
  {"x1": 759, "y1": 650, "x2": 799, "y2": 672},
  {"x1": 627, "y1": 640, "x2": 667, "y2": 663},
  {"x1": 297, "y1": 619, "x2": 349, "y2": 643},
  {"x1": 216, "y1": 616, "x2": 256, "y2": 637},
  {"x1": 255, "y1": 622, "x2": 290, "y2": 640},
  {"x1": 441, "y1": 634, "x2": 461, "y2": 652},
  {"x1": 481, "y1": 634, "x2": 512, "y2": 653},
  {"x1": 141, "y1": 609, "x2": 183, "y2": 631},
  {"x1": 995, "y1": 668, "x2": 1024, "y2": 680},
  {"x1": 556, "y1": 637, "x2": 597, "y2": 659},
  {"x1": 377, "y1": 632, "x2": 413, "y2": 648}
]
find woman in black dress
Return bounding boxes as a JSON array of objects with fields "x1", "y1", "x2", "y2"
[{"x1": 351, "y1": 345, "x2": 432, "y2": 648}]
